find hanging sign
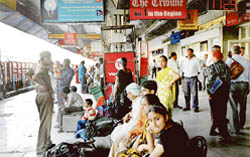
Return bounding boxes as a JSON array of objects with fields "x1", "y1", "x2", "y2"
[
  {"x1": 208, "y1": 0, "x2": 236, "y2": 10},
  {"x1": 64, "y1": 33, "x2": 77, "y2": 45},
  {"x1": 226, "y1": 12, "x2": 239, "y2": 27},
  {"x1": 130, "y1": 0, "x2": 187, "y2": 20},
  {"x1": 177, "y1": 10, "x2": 198, "y2": 30}
]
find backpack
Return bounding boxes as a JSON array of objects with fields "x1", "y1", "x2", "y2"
[
  {"x1": 84, "y1": 117, "x2": 116, "y2": 140},
  {"x1": 230, "y1": 58, "x2": 244, "y2": 80},
  {"x1": 187, "y1": 136, "x2": 207, "y2": 157},
  {"x1": 44, "y1": 142, "x2": 83, "y2": 157}
]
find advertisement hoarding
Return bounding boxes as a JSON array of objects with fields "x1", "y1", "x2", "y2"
[
  {"x1": 130, "y1": 0, "x2": 187, "y2": 20},
  {"x1": 41, "y1": 0, "x2": 104, "y2": 23},
  {"x1": 104, "y1": 52, "x2": 135, "y2": 83}
]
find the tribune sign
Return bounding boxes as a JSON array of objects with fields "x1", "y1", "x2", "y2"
[{"x1": 130, "y1": 0, "x2": 187, "y2": 20}]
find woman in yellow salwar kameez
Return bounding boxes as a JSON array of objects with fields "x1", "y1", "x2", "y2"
[{"x1": 156, "y1": 55, "x2": 180, "y2": 117}]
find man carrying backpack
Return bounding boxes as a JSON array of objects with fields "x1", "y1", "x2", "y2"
[{"x1": 226, "y1": 45, "x2": 250, "y2": 134}]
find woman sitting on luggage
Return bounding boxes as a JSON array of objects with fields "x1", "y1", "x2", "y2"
[
  {"x1": 135, "y1": 105, "x2": 189, "y2": 157},
  {"x1": 109, "y1": 94, "x2": 162, "y2": 157}
]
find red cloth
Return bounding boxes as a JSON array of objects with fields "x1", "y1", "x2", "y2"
[
  {"x1": 74, "y1": 66, "x2": 79, "y2": 83},
  {"x1": 212, "y1": 50, "x2": 223, "y2": 60}
]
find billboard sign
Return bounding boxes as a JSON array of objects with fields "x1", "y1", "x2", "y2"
[
  {"x1": 104, "y1": 52, "x2": 135, "y2": 83},
  {"x1": 130, "y1": 0, "x2": 187, "y2": 20},
  {"x1": 41, "y1": 0, "x2": 104, "y2": 23}
]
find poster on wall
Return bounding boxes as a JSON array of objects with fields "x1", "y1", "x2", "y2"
[
  {"x1": 208, "y1": 0, "x2": 236, "y2": 10},
  {"x1": 177, "y1": 10, "x2": 198, "y2": 30},
  {"x1": 104, "y1": 52, "x2": 135, "y2": 83},
  {"x1": 130, "y1": 0, "x2": 187, "y2": 20},
  {"x1": 41, "y1": 0, "x2": 104, "y2": 23}
]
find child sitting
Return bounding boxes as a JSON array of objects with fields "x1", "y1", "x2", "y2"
[
  {"x1": 74, "y1": 98, "x2": 97, "y2": 140},
  {"x1": 136, "y1": 105, "x2": 189, "y2": 157}
]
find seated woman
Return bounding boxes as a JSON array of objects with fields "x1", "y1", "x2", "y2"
[
  {"x1": 136, "y1": 105, "x2": 189, "y2": 157},
  {"x1": 109, "y1": 94, "x2": 163, "y2": 157},
  {"x1": 111, "y1": 82, "x2": 142, "y2": 142}
]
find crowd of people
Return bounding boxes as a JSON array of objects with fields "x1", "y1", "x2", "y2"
[{"x1": 29, "y1": 43, "x2": 249, "y2": 156}]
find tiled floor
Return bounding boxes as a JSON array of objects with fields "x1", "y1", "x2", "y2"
[{"x1": 0, "y1": 89, "x2": 249, "y2": 157}]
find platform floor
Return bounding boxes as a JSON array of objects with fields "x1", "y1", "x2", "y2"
[{"x1": 0, "y1": 89, "x2": 250, "y2": 157}]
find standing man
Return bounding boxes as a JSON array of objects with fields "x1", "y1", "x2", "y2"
[
  {"x1": 99, "y1": 58, "x2": 105, "y2": 95},
  {"x1": 168, "y1": 52, "x2": 182, "y2": 109},
  {"x1": 29, "y1": 51, "x2": 54, "y2": 155},
  {"x1": 240, "y1": 47, "x2": 245, "y2": 56},
  {"x1": 151, "y1": 59, "x2": 158, "y2": 79},
  {"x1": 78, "y1": 60, "x2": 86, "y2": 93},
  {"x1": 201, "y1": 54, "x2": 208, "y2": 90},
  {"x1": 56, "y1": 58, "x2": 74, "y2": 131},
  {"x1": 182, "y1": 48, "x2": 201, "y2": 112},
  {"x1": 226, "y1": 45, "x2": 250, "y2": 133}
]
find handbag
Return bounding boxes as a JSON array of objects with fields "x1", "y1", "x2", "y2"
[
  {"x1": 230, "y1": 58, "x2": 244, "y2": 80},
  {"x1": 208, "y1": 64, "x2": 223, "y2": 94}
]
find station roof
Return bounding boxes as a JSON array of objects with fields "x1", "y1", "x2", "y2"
[{"x1": 0, "y1": 0, "x2": 244, "y2": 53}]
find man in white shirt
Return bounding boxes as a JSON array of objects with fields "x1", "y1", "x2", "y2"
[
  {"x1": 57, "y1": 86, "x2": 84, "y2": 132},
  {"x1": 182, "y1": 48, "x2": 201, "y2": 112},
  {"x1": 168, "y1": 52, "x2": 182, "y2": 109},
  {"x1": 226, "y1": 45, "x2": 250, "y2": 133}
]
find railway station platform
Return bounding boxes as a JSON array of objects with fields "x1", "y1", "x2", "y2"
[{"x1": 0, "y1": 89, "x2": 249, "y2": 157}]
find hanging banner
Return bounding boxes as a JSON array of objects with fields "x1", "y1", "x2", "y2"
[
  {"x1": 177, "y1": 10, "x2": 198, "y2": 30},
  {"x1": 130, "y1": 0, "x2": 187, "y2": 20},
  {"x1": 226, "y1": 12, "x2": 239, "y2": 27},
  {"x1": 41, "y1": 0, "x2": 104, "y2": 23},
  {"x1": 0, "y1": 0, "x2": 16, "y2": 10},
  {"x1": 208, "y1": 0, "x2": 236, "y2": 10},
  {"x1": 104, "y1": 52, "x2": 135, "y2": 83},
  {"x1": 64, "y1": 33, "x2": 77, "y2": 45}
]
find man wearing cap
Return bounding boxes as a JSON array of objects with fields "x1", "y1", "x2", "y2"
[
  {"x1": 30, "y1": 51, "x2": 54, "y2": 155},
  {"x1": 226, "y1": 45, "x2": 250, "y2": 134}
]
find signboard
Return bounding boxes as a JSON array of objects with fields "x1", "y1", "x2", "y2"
[
  {"x1": 48, "y1": 34, "x2": 101, "y2": 39},
  {"x1": 0, "y1": 0, "x2": 16, "y2": 10},
  {"x1": 41, "y1": 0, "x2": 104, "y2": 23},
  {"x1": 64, "y1": 33, "x2": 77, "y2": 45},
  {"x1": 226, "y1": 12, "x2": 239, "y2": 27},
  {"x1": 178, "y1": 10, "x2": 198, "y2": 30},
  {"x1": 242, "y1": 0, "x2": 250, "y2": 21},
  {"x1": 208, "y1": 0, "x2": 236, "y2": 10},
  {"x1": 170, "y1": 32, "x2": 181, "y2": 44},
  {"x1": 130, "y1": 0, "x2": 187, "y2": 20},
  {"x1": 104, "y1": 52, "x2": 135, "y2": 83}
]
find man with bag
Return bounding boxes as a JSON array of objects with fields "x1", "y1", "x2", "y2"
[{"x1": 226, "y1": 45, "x2": 250, "y2": 134}]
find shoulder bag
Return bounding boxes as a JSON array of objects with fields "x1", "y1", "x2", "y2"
[{"x1": 230, "y1": 58, "x2": 244, "y2": 80}]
